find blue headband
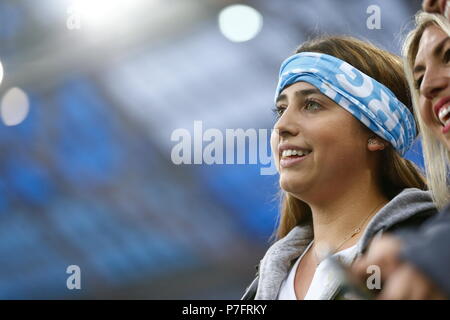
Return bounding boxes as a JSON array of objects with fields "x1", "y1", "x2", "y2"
[{"x1": 275, "y1": 52, "x2": 416, "y2": 156}]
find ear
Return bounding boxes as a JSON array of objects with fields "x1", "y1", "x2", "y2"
[{"x1": 367, "y1": 137, "x2": 386, "y2": 151}]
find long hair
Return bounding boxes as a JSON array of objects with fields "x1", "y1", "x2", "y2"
[
  {"x1": 274, "y1": 36, "x2": 428, "y2": 240},
  {"x1": 402, "y1": 12, "x2": 450, "y2": 210}
]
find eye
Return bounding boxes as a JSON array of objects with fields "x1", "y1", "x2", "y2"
[
  {"x1": 272, "y1": 105, "x2": 286, "y2": 119},
  {"x1": 414, "y1": 76, "x2": 423, "y2": 90},
  {"x1": 444, "y1": 49, "x2": 450, "y2": 63},
  {"x1": 304, "y1": 99, "x2": 322, "y2": 111}
]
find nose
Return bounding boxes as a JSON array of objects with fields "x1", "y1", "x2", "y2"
[
  {"x1": 422, "y1": 0, "x2": 441, "y2": 13},
  {"x1": 273, "y1": 106, "x2": 300, "y2": 138},
  {"x1": 421, "y1": 67, "x2": 449, "y2": 100}
]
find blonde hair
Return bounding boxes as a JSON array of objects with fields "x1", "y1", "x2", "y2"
[
  {"x1": 273, "y1": 36, "x2": 428, "y2": 240},
  {"x1": 403, "y1": 12, "x2": 450, "y2": 209}
]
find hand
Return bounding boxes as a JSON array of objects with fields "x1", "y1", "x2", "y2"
[
  {"x1": 351, "y1": 235, "x2": 447, "y2": 300},
  {"x1": 352, "y1": 235, "x2": 403, "y2": 284},
  {"x1": 377, "y1": 263, "x2": 446, "y2": 300}
]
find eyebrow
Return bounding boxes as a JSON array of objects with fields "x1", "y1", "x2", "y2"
[
  {"x1": 413, "y1": 36, "x2": 450, "y2": 74},
  {"x1": 275, "y1": 88, "x2": 321, "y2": 104}
]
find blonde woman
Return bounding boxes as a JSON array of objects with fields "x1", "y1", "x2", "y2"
[
  {"x1": 241, "y1": 36, "x2": 437, "y2": 300},
  {"x1": 352, "y1": 11, "x2": 450, "y2": 299}
]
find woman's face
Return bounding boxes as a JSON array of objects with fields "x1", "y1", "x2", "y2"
[
  {"x1": 271, "y1": 81, "x2": 372, "y2": 202},
  {"x1": 414, "y1": 24, "x2": 450, "y2": 150}
]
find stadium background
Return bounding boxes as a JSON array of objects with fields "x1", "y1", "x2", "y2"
[{"x1": 0, "y1": 0, "x2": 423, "y2": 299}]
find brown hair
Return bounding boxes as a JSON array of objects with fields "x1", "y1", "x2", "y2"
[{"x1": 274, "y1": 36, "x2": 427, "y2": 240}]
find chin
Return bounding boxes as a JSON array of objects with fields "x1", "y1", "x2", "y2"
[{"x1": 279, "y1": 173, "x2": 307, "y2": 195}]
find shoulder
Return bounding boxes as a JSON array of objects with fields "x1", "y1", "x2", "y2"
[
  {"x1": 384, "y1": 188, "x2": 438, "y2": 237},
  {"x1": 358, "y1": 188, "x2": 437, "y2": 252}
]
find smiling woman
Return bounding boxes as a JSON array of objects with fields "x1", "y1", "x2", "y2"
[
  {"x1": 242, "y1": 36, "x2": 437, "y2": 300},
  {"x1": 403, "y1": 12, "x2": 450, "y2": 209},
  {"x1": 343, "y1": 10, "x2": 450, "y2": 300}
]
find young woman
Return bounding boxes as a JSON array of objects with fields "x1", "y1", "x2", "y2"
[
  {"x1": 351, "y1": 11, "x2": 450, "y2": 300},
  {"x1": 404, "y1": 12, "x2": 450, "y2": 208},
  {"x1": 241, "y1": 36, "x2": 437, "y2": 300}
]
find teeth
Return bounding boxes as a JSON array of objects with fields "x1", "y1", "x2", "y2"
[
  {"x1": 438, "y1": 105, "x2": 450, "y2": 125},
  {"x1": 281, "y1": 149, "x2": 311, "y2": 158}
]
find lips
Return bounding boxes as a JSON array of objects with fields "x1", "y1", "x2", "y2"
[
  {"x1": 433, "y1": 96, "x2": 450, "y2": 134},
  {"x1": 280, "y1": 152, "x2": 310, "y2": 168},
  {"x1": 278, "y1": 143, "x2": 312, "y2": 157},
  {"x1": 443, "y1": 121, "x2": 450, "y2": 134},
  {"x1": 278, "y1": 143, "x2": 312, "y2": 168},
  {"x1": 434, "y1": 96, "x2": 450, "y2": 123}
]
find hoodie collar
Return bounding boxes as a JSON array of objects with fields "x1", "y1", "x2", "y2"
[{"x1": 255, "y1": 188, "x2": 437, "y2": 300}]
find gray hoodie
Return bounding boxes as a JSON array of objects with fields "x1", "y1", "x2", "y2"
[{"x1": 249, "y1": 188, "x2": 437, "y2": 300}]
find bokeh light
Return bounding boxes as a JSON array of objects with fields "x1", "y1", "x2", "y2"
[
  {"x1": 1, "y1": 87, "x2": 30, "y2": 126},
  {"x1": 218, "y1": 4, "x2": 263, "y2": 43},
  {"x1": 0, "y1": 60, "x2": 3, "y2": 86},
  {"x1": 69, "y1": 0, "x2": 143, "y2": 29}
]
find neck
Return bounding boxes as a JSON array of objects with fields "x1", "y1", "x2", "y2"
[{"x1": 307, "y1": 180, "x2": 389, "y2": 255}]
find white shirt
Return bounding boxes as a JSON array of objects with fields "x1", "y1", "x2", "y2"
[{"x1": 277, "y1": 241, "x2": 358, "y2": 300}]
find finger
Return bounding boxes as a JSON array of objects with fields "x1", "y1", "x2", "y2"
[
  {"x1": 403, "y1": 264, "x2": 447, "y2": 300},
  {"x1": 367, "y1": 237, "x2": 404, "y2": 281},
  {"x1": 377, "y1": 267, "x2": 413, "y2": 300},
  {"x1": 351, "y1": 257, "x2": 369, "y2": 279},
  {"x1": 351, "y1": 237, "x2": 401, "y2": 284}
]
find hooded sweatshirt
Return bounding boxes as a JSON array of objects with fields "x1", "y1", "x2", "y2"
[{"x1": 248, "y1": 188, "x2": 437, "y2": 300}]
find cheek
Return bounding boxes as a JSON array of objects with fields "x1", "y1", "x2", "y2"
[
  {"x1": 312, "y1": 117, "x2": 367, "y2": 162},
  {"x1": 419, "y1": 99, "x2": 436, "y2": 128}
]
